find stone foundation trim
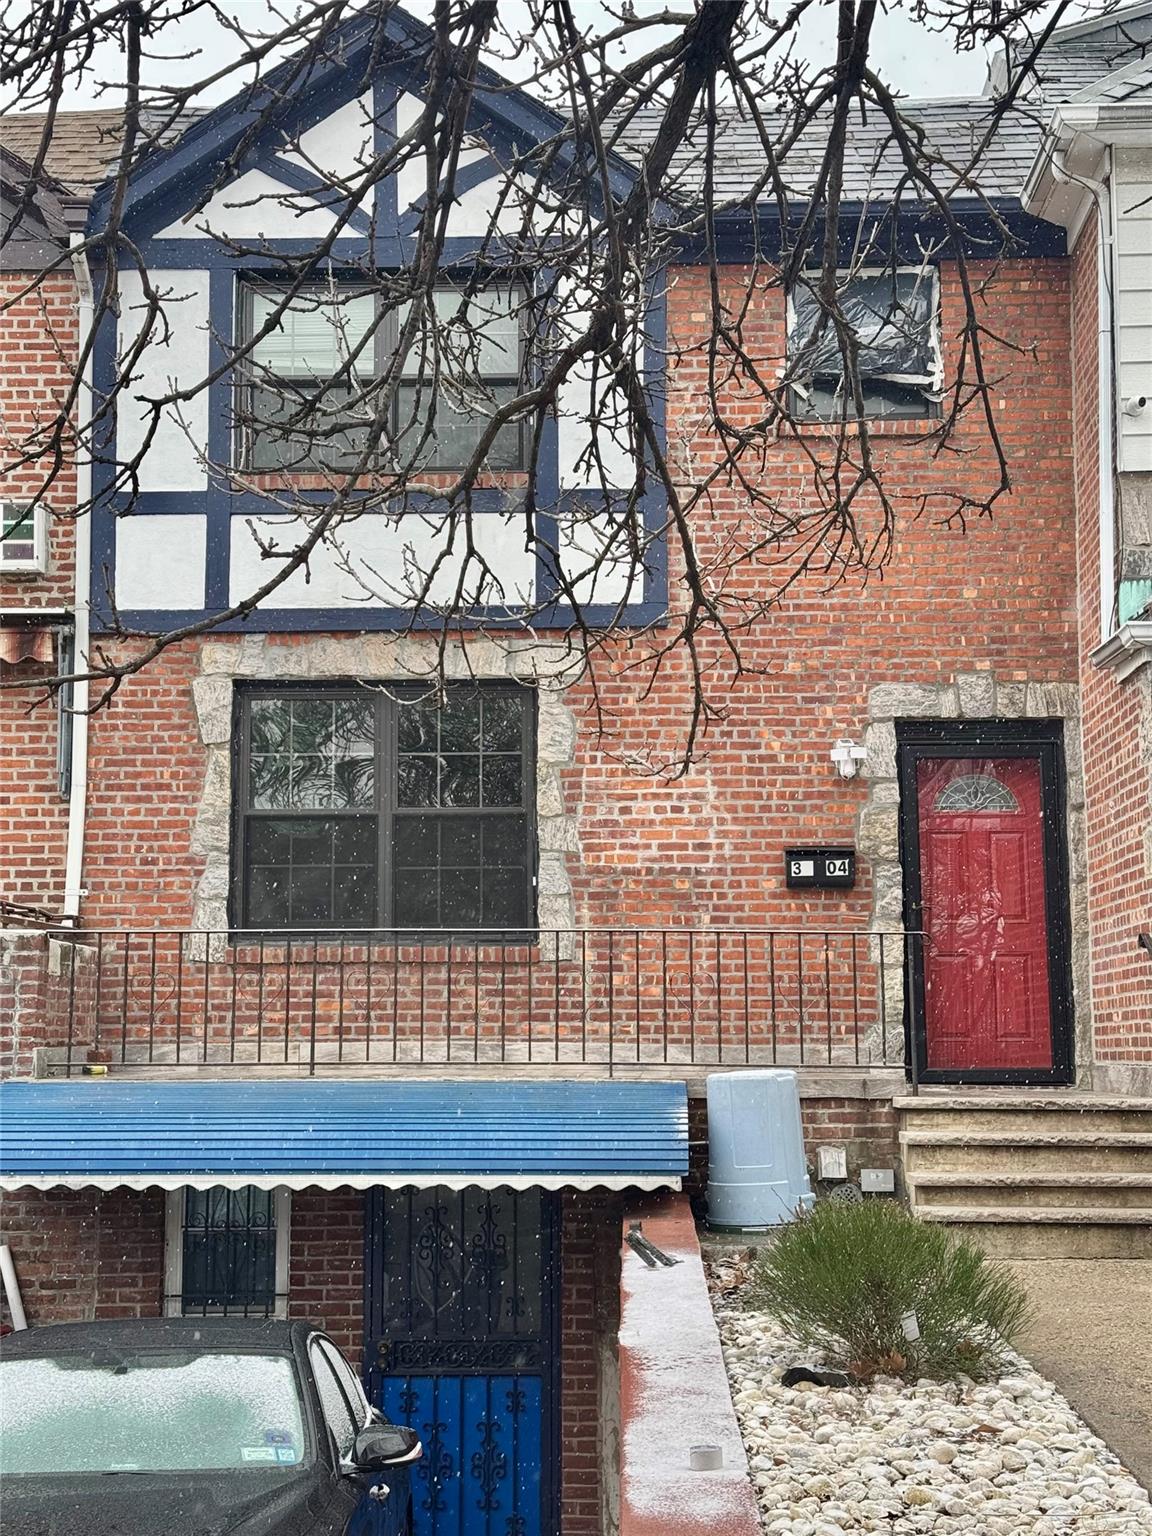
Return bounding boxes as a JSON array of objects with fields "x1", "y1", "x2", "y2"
[
  {"x1": 859, "y1": 674, "x2": 1091, "y2": 1081},
  {"x1": 190, "y1": 635, "x2": 581, "y2": 946}
]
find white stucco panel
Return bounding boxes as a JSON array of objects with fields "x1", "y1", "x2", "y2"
[
  {"x1": 395, "y1": 93, "x2": 427, "y2": 215},
  {"x1": 116, "y1": 269, "x2": 211, "y2": 491},
  {"x1": 282, "y1": 91, "x2": 375, "y2": 183},
  {"x1": 154, "y1": 168, "x2": 345, "y2": 240},
  {"x1": 557, "y1": 358, "x2": 640, "y2": 491},
  {"x1": 556, "y1": 507, "x2": 641, "y2": 608},
  {"x1": 116, "y1": 515, "x2": 207, "y2": 609},
  {"x1": 229, "y1": 512, "x2": 537, "y2": 610}
]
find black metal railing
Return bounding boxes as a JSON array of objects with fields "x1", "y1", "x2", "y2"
[{"x1": 35, "y1": 927, "x2": 921, "y2": 1077}]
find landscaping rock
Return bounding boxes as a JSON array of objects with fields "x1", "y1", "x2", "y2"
[{"x1": 711, "y1": 1289, "x2": 1152, "y2": 1534}]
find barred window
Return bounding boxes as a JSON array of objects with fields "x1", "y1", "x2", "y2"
[
  {"x1": 166, "y1": 1188, "x2": 289, "y2": 1318},
  {"x1": 234, "y1": 685, "x2": 536, "y2": 934}
]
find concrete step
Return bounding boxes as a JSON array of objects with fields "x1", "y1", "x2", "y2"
[
  {"x1": 915, "y1": 1212, "x2": 1152, "y2": 1259},
  {"x1": 908, "y1": 1172, "x2": 1152, "y2": 1210},
  {"x1": 918, "y1": 1204, "x2": 1152, "y2": 1224},
  {"x1": 897, "y1": 1104, "x2": 1152, "y2": 1136},
  {"x1": 893, "y1": 1095, "x2": 1152, "y2": 1112},
  {"x1": 900, "y1": 1130, "x2": 1152, "y2": 1176}
]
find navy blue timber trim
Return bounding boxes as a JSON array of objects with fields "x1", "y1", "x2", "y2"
[
  {"x1": 373, "y1": 80, "x2": 399, "y2": 246},
  {"x1": 263, "y1": 154, "x2": 375, "y2": 235},
  {"x1": 117, "y1": 236, "x2": 530, "y2": 271},
  {"x1": 204, "y1": 269, "x2": 234, "y2": 610},
  {"x1": 88, "y1": 6, "x2": 637, "y2": 237},
  {"x1": 89, "y1": 293, "x2": 120, "y2": 627},
  {"x1": 397, "y1": 153, "x2": 503, "y2": 235},
  {"x1": 99, "y1": 601, "x2": 668, "y2": 636},
  {"x1": 692, "y1": 199, "x2": 1067, "y2": 265}
]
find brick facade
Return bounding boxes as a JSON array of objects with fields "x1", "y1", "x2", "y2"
[{"x1": 0, "y1": 271, "x2": 78, "y2": 915}]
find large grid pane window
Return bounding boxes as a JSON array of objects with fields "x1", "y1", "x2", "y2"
[
  {"x1": 235, "y1": 686, "x2": 535, "y2": 933},
  {"x1": 238, "y1": 281, "x2": 525, "y2": 472},
  {"x1": 787, "y1": 268, "x2": 940, "y2": 421},
  {"x1": 167, "y1": 1188, "x2": 287, "y2": 1318}
]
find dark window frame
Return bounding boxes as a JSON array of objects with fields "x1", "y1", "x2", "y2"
[
  {"x1": 172, "y1": 1186, "x2": 285, "y2": 1318},
  {"x1": 235, "y1": 278, "x2": 528, "y2": 474},
  {"x1": 230, "y1": 681, "x2": 538, "y2": 938},
  {"x1": 786, "y1": 266, "x2": 942, "y2": 423}
]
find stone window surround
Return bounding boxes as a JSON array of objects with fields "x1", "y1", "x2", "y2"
[
  {"x1": 190, "y1": 634, "x2": 580, "y2": 940},
  {"x1": 857, "y1": 672, "x2": 1092, "y2": 1082}
]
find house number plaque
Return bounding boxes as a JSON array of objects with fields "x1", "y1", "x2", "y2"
[{"x1": 784, "y1": 847, "x2": 857, "y2": 889}]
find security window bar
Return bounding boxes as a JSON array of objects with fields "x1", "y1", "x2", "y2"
[
  {"x1": 238, "y1": 282, "x2": 526, "y2": 472},
  {"x1": 179, "y1": 1187, "x2": 278, "y2": 1317},
  {"x1": 787, "y1": 269, "x2": 941, "y2": 421},
  {"x1": 236, "y1": 685, "x2": 535, "y2": 934}
]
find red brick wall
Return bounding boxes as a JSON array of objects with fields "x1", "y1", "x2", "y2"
[
  {"x1": 50, "y1": 261, "x2": 1075, "y2": 937},
  {"x1": 0, "y1": 1187, "x2": 163, "y2": 1328},
  {"x1": 561, "y1": 1191, "x2": 622, "y2": 1536},
  {"x1": 286, "y1": 1189, "x2": 365, "y2": 1355},
  {"x1": 0, "y1": 271, "x2": 78, "y2": 913},
  {"x1": 1070, "y1": 216, "x2": 1152, "y2": 1065},
  {"x1": 568, "y1": 258, "x2": 1078, "y2": 930},
  {"x1": 0, "y1": 272, "x2": 78, "y2": 611}
]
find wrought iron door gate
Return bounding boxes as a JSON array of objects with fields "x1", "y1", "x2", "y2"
[{"x1": 365, "y1": 1188, "x2": 558, "y2": 1536}]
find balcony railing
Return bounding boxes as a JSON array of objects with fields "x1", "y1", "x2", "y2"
[{"x1": 32, "y1": 927, "x2": 920, "y2": 1078}]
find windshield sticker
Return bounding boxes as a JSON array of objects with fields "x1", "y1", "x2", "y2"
[
  {"x1": 240, "y1": 1447, "x2": 280, "y2": 1462},
  {"x1": 276, "y1": 1447, "x2": 299, "y2": 1463}
]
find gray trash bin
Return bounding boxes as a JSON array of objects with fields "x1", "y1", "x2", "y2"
[{"x1": 706, "y1": 1069, "x2": 815, "y2": 1229}]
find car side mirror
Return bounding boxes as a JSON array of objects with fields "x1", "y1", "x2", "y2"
[{"x1": 352, "y1": 1423, "x2": 422, "y2": 1471}]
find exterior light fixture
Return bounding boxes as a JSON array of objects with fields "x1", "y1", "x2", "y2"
[{"x1": 830, "y1": 738, "x2": 868, "y2": 779}]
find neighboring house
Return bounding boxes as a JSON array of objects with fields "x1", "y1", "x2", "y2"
[
  {"x1": 1008, "y1": 0, "x2": 1152, "y2": 1074},
  {"x1": 1, "y1": 6, "x2": 1150, "y2": 1534},
  {"x1": 0, "y1": 146, "x2": 82, "y2": 918}
]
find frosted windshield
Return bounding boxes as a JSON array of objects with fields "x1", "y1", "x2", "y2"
[{"x1": 0, "y1": 1350, "x2": 307, "y2": 1474}]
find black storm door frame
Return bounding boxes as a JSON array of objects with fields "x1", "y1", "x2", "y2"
[{"x1": 896, "y1": 717, "x2": 1076, "y2": 1087}]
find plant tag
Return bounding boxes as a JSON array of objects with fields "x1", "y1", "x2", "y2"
[{"x1": 900, "y1": 1311, "x2": 921, "y2": 1342}]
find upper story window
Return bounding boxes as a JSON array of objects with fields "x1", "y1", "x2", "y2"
[
  {"x1": 787, "y1": 269, "x2": 940, "y2": 421},
  {"x1": 238, "y1": 281, "x2": 526, "y2": 473},
  {"x1": 234, "y1": 684, "x2": 535, "y2": 933}
]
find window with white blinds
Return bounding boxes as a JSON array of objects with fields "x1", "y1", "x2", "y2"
[{"x1": 238, "y1": 281, "x2": 526, "y2": 472}]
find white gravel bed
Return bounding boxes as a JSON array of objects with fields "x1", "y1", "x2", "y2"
[{"x1": 715, "y1": 1294, "x2": 1152, "y2": 1535}]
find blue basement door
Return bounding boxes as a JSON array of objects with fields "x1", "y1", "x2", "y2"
[{"x1": 366, "y1": 1189, "x2": 558, "y2": 1536}]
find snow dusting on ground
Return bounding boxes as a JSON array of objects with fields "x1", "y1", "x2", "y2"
[{"x1": 708, "y1": 1261, "x2": 1152, "y2": 1535}]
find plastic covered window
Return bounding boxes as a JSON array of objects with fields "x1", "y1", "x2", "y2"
[{"x1": 788, "y1": 269, "x2": 940, "y2": 420}]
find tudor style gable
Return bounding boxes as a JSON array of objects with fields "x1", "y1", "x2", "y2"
[{"x1": 88, "y1": 8, "x2": 664, "y2": 634}]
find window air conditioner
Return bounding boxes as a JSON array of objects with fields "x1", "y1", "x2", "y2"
[{"x1": 0, "y1": 503, "x2": 49, "y2": 575}]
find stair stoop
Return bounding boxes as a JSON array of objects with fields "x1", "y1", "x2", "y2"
[{"x1": 897, "y1": 1095, "x2": 1152, "y2": 1259}]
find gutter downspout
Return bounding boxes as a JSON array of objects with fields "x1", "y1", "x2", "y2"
[
  {"x1": 63, "y1": 234, "x2": 93, "y2": 925},
  {"x1": 1050, "y1": 145, "x2": 1117, "y2": 645}
]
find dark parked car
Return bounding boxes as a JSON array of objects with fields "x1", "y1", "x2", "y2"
[{"x1": 0, "y1": 1317, "x2": 420, "y2": 1535}]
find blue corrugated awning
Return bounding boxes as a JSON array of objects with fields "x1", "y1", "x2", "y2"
[{"x1": 0, "y1": 1079, "x2": 688, "y2": 1193}]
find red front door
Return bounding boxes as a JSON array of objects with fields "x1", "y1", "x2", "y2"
[{"x1": 916, "y1": 756, "x2": 1053, "y2": 1072}]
